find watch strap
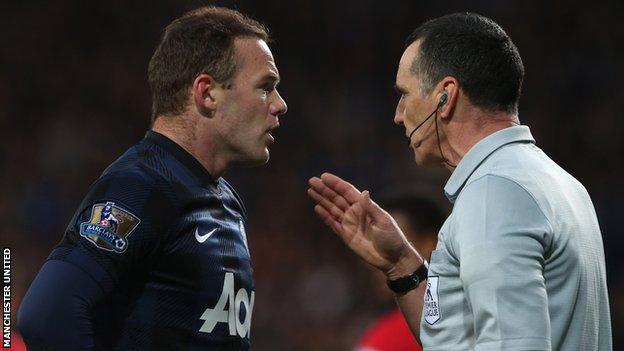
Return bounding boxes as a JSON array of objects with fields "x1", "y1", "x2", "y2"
[{"x1": 387, "y1": 261, "x2": 429, "y2": 294}]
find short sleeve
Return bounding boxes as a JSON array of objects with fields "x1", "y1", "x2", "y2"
[
  {"x1": 49, "y1": 169, "x2": 177, "y2": 293},
  {"x1": 450, "y1": 175, "x2": 553, "y2": 351}
]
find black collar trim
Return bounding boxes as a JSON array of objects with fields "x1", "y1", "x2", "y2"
[{"x1": 144, "y1": 130, "x2": 218, "y2": 186}]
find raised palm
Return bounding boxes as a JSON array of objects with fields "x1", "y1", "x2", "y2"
[{"x1": 308, "y1": 172, "x2": 414, "y2": 273}]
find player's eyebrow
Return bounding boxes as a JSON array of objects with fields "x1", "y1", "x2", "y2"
[{"x1": 258, "y1": 72, "x2": 280, "y2": 86}]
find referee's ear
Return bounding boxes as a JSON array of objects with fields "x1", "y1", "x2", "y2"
[
  {"x1": 192, "y1": 73, "x2": 219, "y2": 117},
  {"x1": 436, "y1": 77, "x2": 459, "y2": 120}
]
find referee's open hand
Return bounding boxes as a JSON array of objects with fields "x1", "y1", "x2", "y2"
[{"x1": 307, "y1": 172, "x2": 423, "y2": 278}]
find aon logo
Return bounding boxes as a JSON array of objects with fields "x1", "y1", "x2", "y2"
[{"x1": 199, "y1": 272, "x2": 255, "y2": 337}]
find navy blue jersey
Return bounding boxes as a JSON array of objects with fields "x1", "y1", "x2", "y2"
[{"x1": 19, "y1": 131, "x2": 254, "y2": 350}]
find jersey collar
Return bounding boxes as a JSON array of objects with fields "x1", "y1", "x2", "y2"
[
  {"x1": 444, "y1": 125, "x2": 535, "y2": 203},
  {"x1": 144, "y1": 130, "x2": 218, "y2": 186}
]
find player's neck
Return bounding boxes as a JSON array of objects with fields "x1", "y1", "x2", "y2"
[{"x1": 152, "y1": 114, "x2": 229, "y2": 179}]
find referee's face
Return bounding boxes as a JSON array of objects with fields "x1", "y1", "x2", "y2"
[
  {"x1": 394, "y1": 41, "x2": 441, "y2": 166},
  {"x1": 213, "y1": 38, "x2": 288, "y2": 166}
]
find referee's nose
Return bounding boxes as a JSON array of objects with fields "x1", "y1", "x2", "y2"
[{"x1": 394, "y1": 98, "x2": 405, "y2": 126}]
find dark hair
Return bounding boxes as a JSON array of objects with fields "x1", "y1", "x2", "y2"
[
  {"x1": 148, "y1": 6, "x2": 268, "y2": 119},
  {"x1": 406, "y1": 13, "x2": 524, "y2": 115},
  {"x1": 378, "y1": 192, "x2": 448, "y2": 237}
]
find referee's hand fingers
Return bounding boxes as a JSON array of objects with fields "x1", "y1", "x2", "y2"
[
  {"x1": 313, "y1": 204, "x2": 343, "y2": 235},
  {"x1": 308, "y1": 177, "x2": 350, "y2": 210},
  {"x1": 307, "y1": 188, "x2": 344, "y2": 220},
  {"x1": 319, "y1": 172, "x2": 361, "y2": 204},
  {"x1": 360, "y1": 191, "x2": 391, "y2": 224}
]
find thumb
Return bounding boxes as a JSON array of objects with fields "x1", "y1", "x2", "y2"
[{"x1": 361, "y1": 191, "x2": 388, "y2": 222}]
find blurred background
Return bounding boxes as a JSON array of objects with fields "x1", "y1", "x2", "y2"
[{"x1": 2, "y1": 0, "x2": 623, "y2": 349}]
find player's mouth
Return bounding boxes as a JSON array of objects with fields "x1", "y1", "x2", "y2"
[
  {"x1": 265, "y1": 133, "x2": 275, "y2": 144},
  {"x1": 265, "y1": 123, "x2": 280, "y2": 144}
]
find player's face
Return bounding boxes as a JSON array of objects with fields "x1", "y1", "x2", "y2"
[
  {"x1": 394, "y1": 41, "x2": 440, "y2": 166},
  {"x1": 215, "y1": 38, "x2": 287, "y2": 166}
]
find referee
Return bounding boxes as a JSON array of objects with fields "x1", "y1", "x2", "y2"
[{"x1": 308, "y1": 13, "x2": 611, "y2": 350}]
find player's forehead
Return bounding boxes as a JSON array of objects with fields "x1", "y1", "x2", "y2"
[{"x1": 233, "y1": 37, "x2": 280, "y2": 83}]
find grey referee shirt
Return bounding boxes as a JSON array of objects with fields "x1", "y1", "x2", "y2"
[{"x1": 420, "y1": 126, "x2": 612, "y2": 351}]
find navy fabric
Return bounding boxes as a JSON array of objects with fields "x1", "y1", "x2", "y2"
[{"x1": 19, "y1": 131, "x2": 254, "y2": 350}]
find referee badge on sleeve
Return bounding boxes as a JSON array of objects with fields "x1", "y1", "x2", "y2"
[
  {"x1": 424, "y1": 276, "x2": 441, "y2": 325},
  {"x1": 79, "y1": 201, "x2": 140, "y2": 253}
]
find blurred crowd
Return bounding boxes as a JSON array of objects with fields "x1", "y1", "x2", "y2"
[{"x1": 3, "y1": 0, "x2": 623, "y2": 349}]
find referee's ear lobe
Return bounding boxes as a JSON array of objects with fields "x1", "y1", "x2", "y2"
[{"x1": 192, "y1": 74, "x2": 218, "y2": 117}]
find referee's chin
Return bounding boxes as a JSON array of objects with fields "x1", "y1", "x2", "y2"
[
  {"x1": 413, "y1": 150, "x2": 440, "y2": 168},
  {"x1": 412, "y1": 149, "x2": 427, "y2": 166}
]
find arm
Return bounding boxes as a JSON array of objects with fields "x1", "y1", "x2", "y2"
[
  {"x1": 18, "y1": 260, "x2": 104, "y2": 350},
  {"x1": 18, "y1": 171, "x2": 175, "y2": 350},
  {"x1": 307, "y1": 172, "x2": 427, "y2": 339},
  {"x1": 395, "y1": 281, "x2": 428, "y2": 342}
]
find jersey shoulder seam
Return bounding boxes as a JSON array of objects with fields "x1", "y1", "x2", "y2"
[{"x1": 460, "y1": 173, "x2": 555, "y2": 234}]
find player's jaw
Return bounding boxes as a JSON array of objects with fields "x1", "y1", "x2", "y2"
[{"x1": 239, "y1": 117, "x2": 280, "y2": 165}]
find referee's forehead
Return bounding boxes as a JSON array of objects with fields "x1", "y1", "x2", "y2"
[
  {"x1": 396, "y1": 40, "x2": 422, "y2": 89},
  {"x1": 399, "y1": 40, "x2": 421, "y2": 74}
]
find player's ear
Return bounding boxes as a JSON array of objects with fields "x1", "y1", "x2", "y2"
[{"x1": 192, "y1": 74, "x2": 219, "y2": 117}]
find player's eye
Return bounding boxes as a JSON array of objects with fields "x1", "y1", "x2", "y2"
[{"x1": 260, "y1": 85, "x2": 275, "y2": 99}]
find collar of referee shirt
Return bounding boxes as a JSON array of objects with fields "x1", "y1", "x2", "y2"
[{"x1": 444, "y1": 125, "x2": 535, "y2": 203}]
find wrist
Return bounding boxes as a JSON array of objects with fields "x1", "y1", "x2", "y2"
[
  {"x1": 385, "y1": 246, "x2": 425, "y2": 280},
  {"x1": 386, "y1": 262, "x2": 428, "y2": 295}
]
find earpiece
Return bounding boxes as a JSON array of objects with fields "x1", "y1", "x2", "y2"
[
  {"x1": 438, "y1": 91, "x2": 448, "y2": 107},
  {"x1": 406, "y1": 89, "x2": 455, "y2": 167}
]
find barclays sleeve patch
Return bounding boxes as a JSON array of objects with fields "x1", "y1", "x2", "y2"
[{"x1": 79, "y1": 201, "x2": 140, "y2": 253}]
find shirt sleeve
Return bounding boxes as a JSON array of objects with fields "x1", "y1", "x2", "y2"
[
  {"x1": 18, "y1": 169, "x2": 177, "y2": 349},
  {"x1": 449, "y1": 175, "x2": 553, "y2": 351},
  {"x1": 49, "y1": 169, "x2": 177, "y2": 291},
  {"x1": 18, "y1": 260, "x2": 104, "y2": 350}
]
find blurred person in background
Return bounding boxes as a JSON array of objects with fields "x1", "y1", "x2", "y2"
[
  {"x1": 17, "y1": 6, "x2": 286, "y2": 350},
  {"x1": 309, "y1": 12, "x2": 612, "y2": 350},
  {"x1": 355, "y1": 191, "x2": 447, "y2": 351}
]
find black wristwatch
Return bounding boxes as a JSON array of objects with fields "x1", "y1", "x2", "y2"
[{"x1": 387, "y1": 261, "x2": 429, "y2": 294}]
